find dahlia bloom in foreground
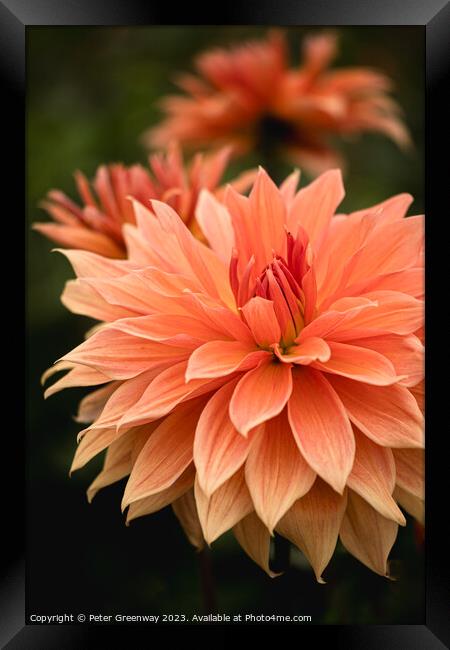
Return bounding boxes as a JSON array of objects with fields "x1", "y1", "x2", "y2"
[
  {"x1": 33, "y1": 143, "x2": 255, "y2": 258},
  {"x1": 44, "y1": 168, "x2": 424, "y2": 581},
  {"x1": 145, "y1": 31, "x2": 410, "y2": 175}
]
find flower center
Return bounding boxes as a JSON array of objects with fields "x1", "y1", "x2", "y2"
[{"x1": 254, "y1": 254, "x2": 305, "y2": 346}]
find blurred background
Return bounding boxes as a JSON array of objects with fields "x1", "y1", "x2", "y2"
[{"x1": 27, "y1": 26, "x2": 424, "y2": 624}]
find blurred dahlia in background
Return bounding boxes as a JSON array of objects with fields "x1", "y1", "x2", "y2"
[
  {"x1": 144, "y1": 31, "x2": 410, "y2": 175},
  {"x1": 43, "y1": 167, "x2": 424, "y2": 581},
  {"x1": 33, "y1": 142, "x2": 256, "y2": 258}
]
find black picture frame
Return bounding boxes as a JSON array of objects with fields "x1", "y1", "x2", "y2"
[{"x1": 3, "y1": 0, "x2": 449, "y2": 647}]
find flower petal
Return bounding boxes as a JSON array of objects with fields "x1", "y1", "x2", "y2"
[
  {"x1": 274, "y1": 337, "x2": 330, "y2": 364},
  {"x1": 288, "y1": 169, "x2": 344, "y2": 246},
  {"x1": 393, "y1": 448, "x2": 424, "y2": 499},
  {"x1": 126, "y1": 465, "x2": 195, "y2": 524},
  {"x1": 245, "y1": 411, "x2": 316, "y2": 532},
  {"x1": 230, "y1": 360, "x2": 293, "y2": 435},
  {"x1": 186, "y1": 340, "x2": 269, "y2": 382},
  {"x1": 327, "y1": 375, "x2": 424, "y2": 448},
  {"x1": 194, "y1": 468, "x2": 253, "y2": 544},
  {"x1": 393, "y1": 486, "x2": 424, "y2": 524},
  {"x1": 276, "y1": 479, "x2": 347, "y2": 583},
  {"x1": 241, "y1": 296, "x2": 281, "y2": 347},
  {"x1": 172, "y1": 488, "x2": 205, "y2": 550},
  {"x1": 233, "y1": 512, "x2": 279, "y2": 577},
  {"x1": 313, "y1": 340, "x2": 401, "y2": 385},
  {"x1": 195, "y1": 189, "x2": 234, "y2": 264},
  {"x1": 122, "y1": 398, "x2": 205, "y2": 508},
  {"x1": 340, "y1": 490, "x2": 398, "y2": 577},
  {"x1": 194, "y1": 378, "x2": 251, "y2": 497},
  {"x1": 288, "y1": 368, "x2": 355, "y2": 493},
  {"x1": 347, "y1": 430, "x2": 406, "y2": 525}
]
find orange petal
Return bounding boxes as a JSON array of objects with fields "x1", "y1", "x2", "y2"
[
  {"x1": 347, "y1": 430, "x2": 406, "y2": 525},
  {"x1": 248, "y1": 168, "x2": 286, "y2": 268},
  {"x1": 186, "y1": 340, "x2": 268, "y2": 382},
  {"x1": 126, "y1": 465, "x2": 195, "y2": 524},
  {"x1": 276, "y1": 479, "x2": 347, "y2": 583},
  {"x1": 122, "y1": 398, "x2": 205, "y2": 508},
  {"x1": 33, "y1": 223, "x2": 124, "y2": 258},
  {"x1": 288, "y1": 169, "x2": 344, "y2": 247},
  {"x1": 288, "y1": 368, "x2": 355, "y2": 494},
  {"x1": 229, "y1": 360, "x2": 293, "y2": 436},
  {"x1": 194, "y1": 469, "x2": 253, "y2": 544},
  {"x1": 233, "y1": 512, "x2": 279, "y2": 577},
  {"x1": 194, "y1": 379, "x2": 250, "y2": 497},
  {"x1": 327, "y1": 375, "x2": 424, "y2": 448},
  {"x1": 55, "y1": 247, "x2": 133, "y2": 278},
  {"x1": 245, "y1": 412, "x2": 316, "y2": 532},
  {"x1": 340, "y1": 490, "x2": 398, "y2": 577},
  {"x1": 172, "y1": 488, "x2": 205, "y2": 550},
  {"x1": 393, "y1": 448, "x2": 424, "y2": 499},
  {"x1": 241, "y1": 296, "x2": 281, "y2": 347},
  {"x1": 312, "y1": 341, "x2": 400, "y2": 386}
]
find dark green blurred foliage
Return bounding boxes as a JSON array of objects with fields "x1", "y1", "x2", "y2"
[{"x1": 27, "y1": 26, "x2": 424, "y2": 623}]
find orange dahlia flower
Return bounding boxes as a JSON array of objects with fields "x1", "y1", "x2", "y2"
[
  {"x1": 145, "y1": 31, "x2": 410, "y2": 175},
  {"x1": 44, "y1": 167, "x2": 424, "y2": 580},
  {"x1": 33, "y1": 143, "x2": 255, "y2": 258}
]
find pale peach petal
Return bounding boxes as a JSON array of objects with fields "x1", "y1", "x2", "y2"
[
  {"x1": 43, "y1": 363, "x2": 110, "y2": 399},
  {"x1": 172, "y1": 488, "x2": 205, "y2": 550},
  {"x1": 151, "y1": 199, "x2": 235, "y2": 307},
  {"x1": 241, "y1": 296, "x2": 281, "y2": 347},
  {"x1": 245, "y1": 411, "x2": 316, "y2": 532},
  {"x1": 75, "y1": 383, "x2": 119, "y2": 424},
  {"x1": 194, "y1": 379, "x2": 251, "y2": 496},
  {"x1": 89, "y1": 370, "x2": 159, "y2": 430},
  {"x1": 87, "y1": 430, "x2": 139, "y2": 502},
  {"x1": 327, "y1": 375, "x2": 424, "y2": 448},
  {"x1": 122, "y1": 398, "x2": 205, "y2": 508},
  {"x1": 288, "y1": 169, "x2": 344, "y2": 246},
  {"x1": 312, "y1": 341, "x2": 400, "y2": 386},
  {"x1": 229, "y1": 359, "x2": 293, "y2": 435},
  {"x1": 62, "y1": 328, "x2": 192, "y2": 380},
  {"x1": 195, "y1": 469, "x2": 253, "y2": 544},
  {"x1": 233, "y1": 512, "x2": 279, "y2": 577},
  {"x1": 393, "y1": 486, "x2": 424, "y2": 525},
  {"x1": 393, "y1": 448, "x2": 424, "y2": 499},
  {"x1": 340, "y1": 490, "x2": 398, "y2": 577},
  {"x1": 186, "y1": 340, "x2": 268, "y2": 382},
  {"x1": 276, "y1": 479, "x2": 347, "y2": 583},
  {"x1": 346, "y1": 334, "x2": 424, "y2": 387},
  {"x1": 109, "y1": 313, "x2": 226, "y2": 346},
  {"x1": 347, "y1": 430, "x2": 406, "y2": 525},
  {"x1": 61, "y1": 279, "x2": 134, "y2": 322},
  {"x1": 126, "y1": 465, "x2": 195, "y2": 524},
  {"x1": 279, "y1": 169, "x2": 300, "y2": 207},
  {"x1": 56, "y1": 248, "x2": 133, "y2": 278},
  {"x1": 195, "y1": 189, "x2": 234, "y2": 264},
  {"x1": 118, "y1": 361, "x2": 229, "y2": 429},
  {"x1": 326, "y1": 291, "x2": 423, "y2": 340},
  {"x1": 288, "y1": 368, "x2": 355, "y2": 493},
  {"x1": 274, "y1": 337, "x2": 330, "y2": 364}
]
